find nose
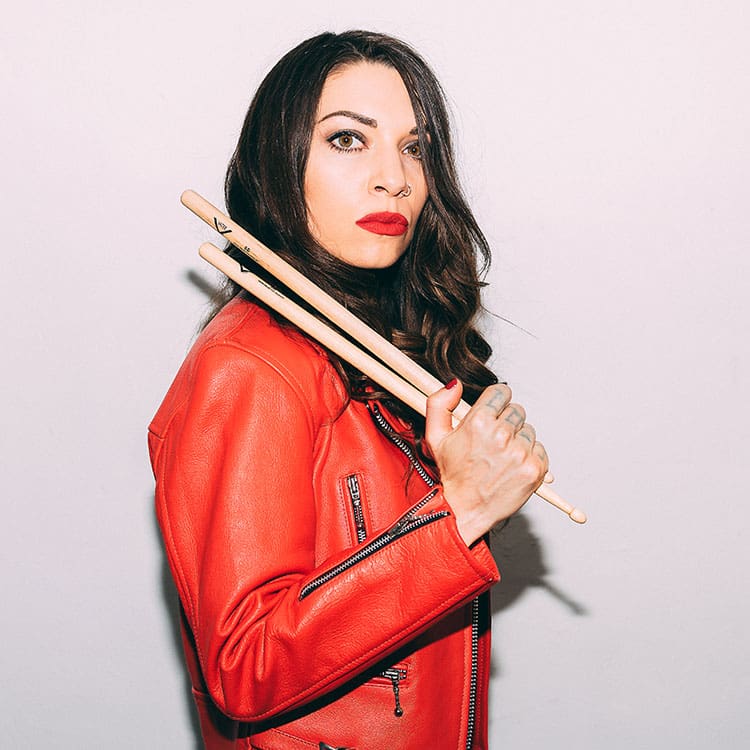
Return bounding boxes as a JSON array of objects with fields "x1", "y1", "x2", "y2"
[{"x1": 369, "y1": 147, "x2": 409, "y2": 197}]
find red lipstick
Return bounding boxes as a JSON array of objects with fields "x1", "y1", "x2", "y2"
[{"x1": 355, "y1": 212, "x2": 408, "y2": 236}]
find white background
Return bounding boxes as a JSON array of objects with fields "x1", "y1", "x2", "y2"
[{"x1": 1, "y1": 1, "x2": 748, "y2": 747}]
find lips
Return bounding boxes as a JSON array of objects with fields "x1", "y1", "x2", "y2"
[{"x1": 355, "y1": 212, "x2": 408, "y2": 236}]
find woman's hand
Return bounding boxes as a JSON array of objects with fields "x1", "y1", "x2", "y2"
[{"x1": 425, "y1": 380, "x2": 549, "y2": 547}]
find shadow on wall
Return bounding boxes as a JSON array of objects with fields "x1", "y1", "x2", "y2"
[
  {"x1": 153, "y1": 503, "x2": 203, "y2": 750},
  {"x1": 488, "y1": 513, "x2": 588, "y2": 679},
  {"x1": 490, "y1": 513, "x2": 588, "y2": 617},
  {"x1": 186, "y1": 269, "x2": 222, "y2": 310}
]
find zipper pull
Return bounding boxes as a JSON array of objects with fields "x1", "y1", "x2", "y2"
[
  {"x1": 346, "y1": 474, "x2": 367, "y2": 543},
  {"x1": 386, "y1": 517, "x2": 411, "y2": 539},
  {"x1": 381, "y1": 667, "x2": 406, "y2": 717},
  {"x1": 386, "y1": 490, "x2": 440, "y2": 539}
]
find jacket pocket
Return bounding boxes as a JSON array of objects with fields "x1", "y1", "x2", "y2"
[
  {"x1": 250, "y1": 727, "x2": 355, "y2": 749},
  {"x1": 342, "y1": 473, "x2": 367, "y2": 543},
  {"x1": 367, "y1": 663, "x2": 409, "y2": 718}
]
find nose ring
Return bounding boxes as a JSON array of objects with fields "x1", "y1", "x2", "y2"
[{"x1": 397, "y1": 184, "x2": 412, "y2": 198}]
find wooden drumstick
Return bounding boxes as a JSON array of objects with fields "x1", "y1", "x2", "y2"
[
  {"x1": 198, "y1": 241, "x2": 587, "y2": 525},
  {"x1": 182, "y1": 190, "x2": 472, "y2": 420},
  {"x1": 199, "y1": 242, "x2": 432, "y2": 416}
]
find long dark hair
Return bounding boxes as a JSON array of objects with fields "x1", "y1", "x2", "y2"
[{"x1": 210, "y1": 30, "x2": 498, "y2": 441}]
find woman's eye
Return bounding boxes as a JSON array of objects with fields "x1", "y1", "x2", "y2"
[
  {"x1": 403, "y1": 141, "x2": 422, "y2": 160},
  {"x1": 328, "y1": 131, "x2": 365, "y2": 152}
]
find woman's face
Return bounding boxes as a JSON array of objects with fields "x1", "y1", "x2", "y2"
[{"x1": 304, "y1": 62, "x2": 429, "y2": 269}]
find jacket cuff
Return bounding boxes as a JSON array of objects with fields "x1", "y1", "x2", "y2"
[{"x1": 419, "y1": 485, "x2": 500, "y2": 584}]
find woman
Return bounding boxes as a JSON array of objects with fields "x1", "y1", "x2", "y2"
[{"x1": 149, "y1": 30, "x2": 548, "y2": 750}]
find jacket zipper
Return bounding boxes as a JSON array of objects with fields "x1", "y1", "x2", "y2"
[
  {"x1": 368, "y1": 401, "x2": 481, "y2": 749},
  {"x1": 465, "y1": 597, "x2": 480, "y2": 749},
  {"x1": 345, "y1": 474, "x2": 367, "y2": 543},
  {"x1": 367, "y1": 403, "x2": 436, "y2": 488},
  {"x1": 299, "y1": 491, "x2": 447, "y2": 600},
  {"x1": 378, "y1": 666, "x2": 407, "y2": 717}
]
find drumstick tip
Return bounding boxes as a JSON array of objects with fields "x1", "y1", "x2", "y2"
[
  {"x1": 569, "y1": 508, "x2": 587, "y2": 524},
  {"x1": 181, "y1": 189, "x2": 198, "y2": 207}
]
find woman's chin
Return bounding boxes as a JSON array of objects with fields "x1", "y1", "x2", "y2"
[{"x1": 324, "y1": 243, "x2": 408, "y2": 270}]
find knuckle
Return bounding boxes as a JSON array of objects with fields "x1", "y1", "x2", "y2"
[
  {"x1": 494, "y1": 421, "x2": 515, "y2": 444},
  {"x1": 485, "y1": 383, "x2": 511, "y2": 405},
  {"x1": 494, "y1": 382, "x2": 512, "y2": 399},
  {"x1": 426, "y1": 388, "x2": 442, "y2": 407},
  {"x1": 494, "y1": 431, "x2": 512, "y2": 451},
  {"x1": 512, "y1": 464, "x2": 535, "y2": 486},
  {"x1": 471, "y1": 408, "x2": 495, "y2": 432},
  {"x1": 534, "y1": 443, "x2": 549, "y2": 469},
  {"x1": 508, "y1": 402, "x2": 526, "y2": 421},
  {"x1": 507, "y1": 443, "x2": 528, "y2": 464},
  {"x1": 520, "y1": 459, "x2": 544, "y2": 484}
]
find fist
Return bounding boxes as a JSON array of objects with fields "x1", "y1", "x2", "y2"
[{"x1": 425, "y1": 382, "x2": 549, "y2": 546}]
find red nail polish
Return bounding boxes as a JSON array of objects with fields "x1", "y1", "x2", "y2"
[{"x1": 446, "y1": 378, "x2": 458, "y2": 390}]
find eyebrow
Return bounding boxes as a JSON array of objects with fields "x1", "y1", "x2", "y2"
[
  {"x1": 319, "y1": 110, "x2": 378, "y2": 127},
  {"x1": 318, "y1": 109, "x2": 418, "y2": 135}
]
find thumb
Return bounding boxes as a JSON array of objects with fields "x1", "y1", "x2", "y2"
[{"x1": 425, "y1": 378, "x2": 463, "y2": 453}]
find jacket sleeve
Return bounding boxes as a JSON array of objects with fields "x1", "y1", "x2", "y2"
[{"x1": 151, "y1": 342, "x2": 499, "y2": 722}]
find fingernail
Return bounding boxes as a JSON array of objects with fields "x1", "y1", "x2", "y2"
[{"x1": 446, "y1": 378, "x2": 458, "y2": 390}]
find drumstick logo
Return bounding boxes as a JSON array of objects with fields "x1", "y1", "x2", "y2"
[{"x1": 213, "y1": 217, "x2": 231, "y2": 234}]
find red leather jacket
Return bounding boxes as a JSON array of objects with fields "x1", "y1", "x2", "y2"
[{"x1": 149, "y1": 297, "x2": 500, "y2": 749}]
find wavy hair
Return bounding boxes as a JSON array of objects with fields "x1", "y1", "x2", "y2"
[{"x1": 209, "y1": 30, "x2": 498, "y2": 443}]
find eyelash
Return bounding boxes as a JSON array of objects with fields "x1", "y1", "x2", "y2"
[
  {"x1": 327, "y1": 130, "x2": 365, "y2": 153},
  {"x1": 326, "y1": 130, "x2": 423, "y2": 160}
]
